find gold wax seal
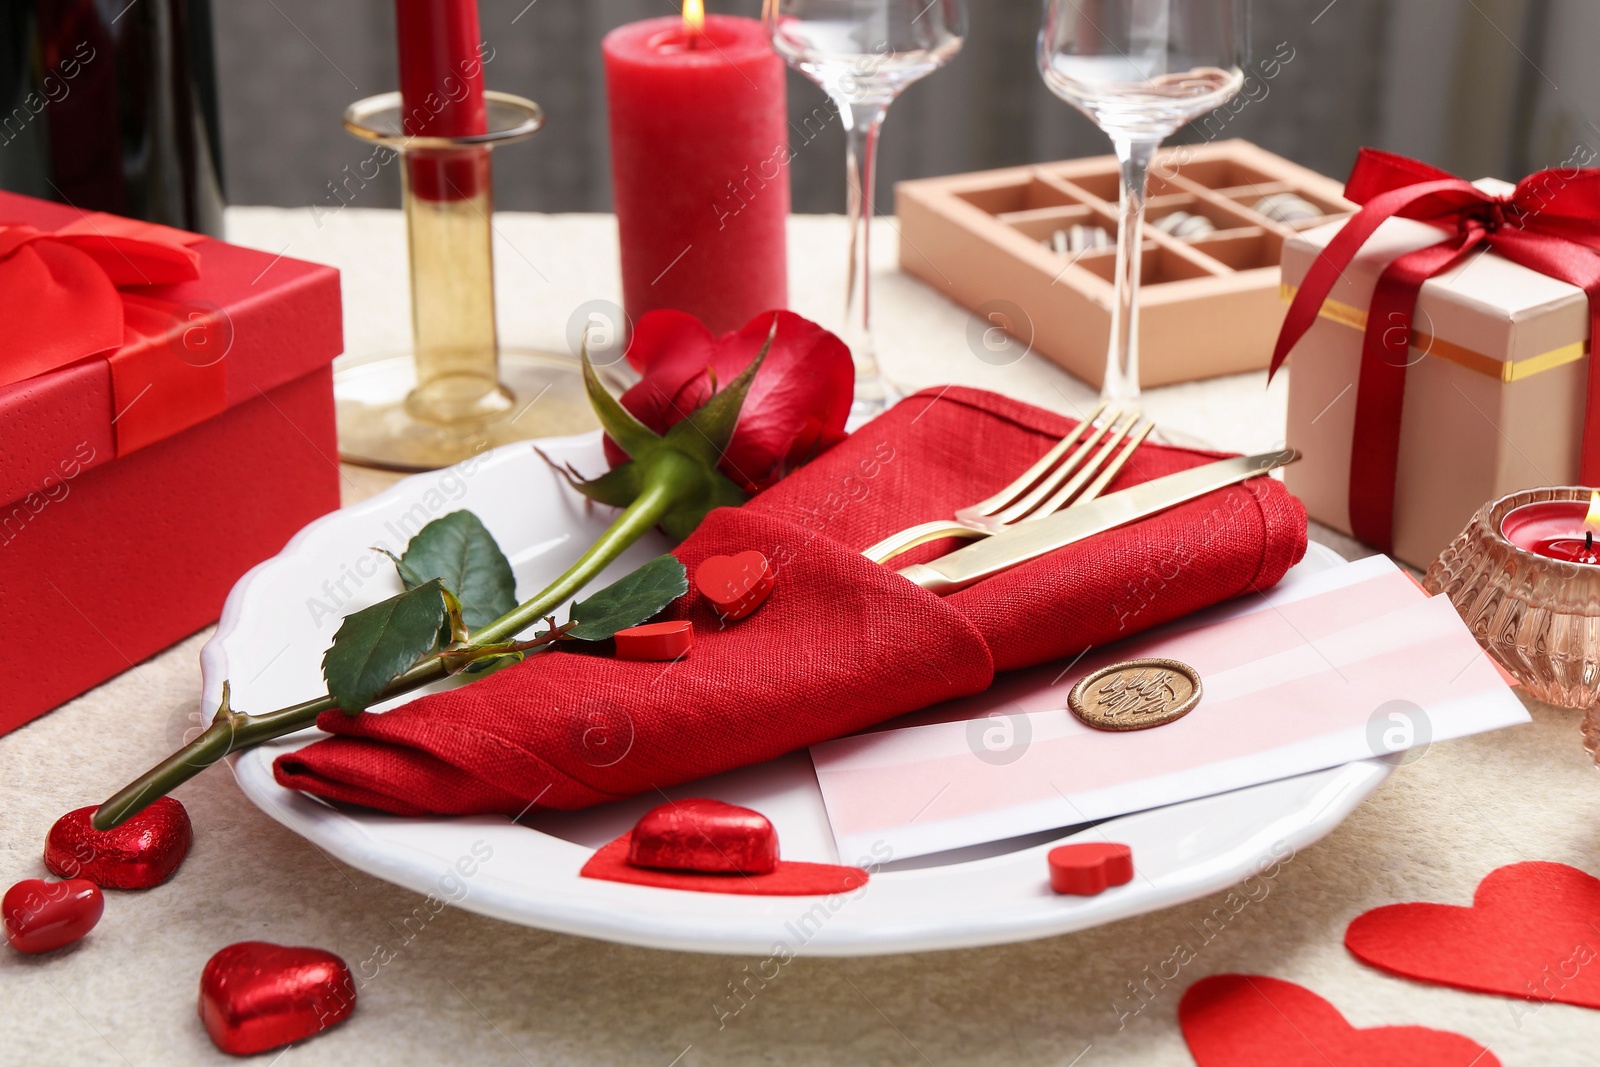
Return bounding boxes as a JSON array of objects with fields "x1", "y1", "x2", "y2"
[{"x1": 1067, "y1": 658, "x2": 1203, "y2": 732}]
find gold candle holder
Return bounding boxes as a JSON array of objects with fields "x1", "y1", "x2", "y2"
[{"x1": 334, "y1": 91, "x2": 620, "y2": 471}]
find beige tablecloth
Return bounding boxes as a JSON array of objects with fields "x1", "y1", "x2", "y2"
[{"x1": 3, "y1": 209, "x2": 1594, "y2": 1066}]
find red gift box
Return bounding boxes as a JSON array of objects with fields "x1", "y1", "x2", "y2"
[{"x1": 0, "y1": 191, "x2": 343, "y2": 735}]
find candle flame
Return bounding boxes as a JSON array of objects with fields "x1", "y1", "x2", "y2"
[
  {"x1": 683, "y1": 0, "x2": 705, "y2": 33},
  {"x1": 1586, "y1": 491, "x2": 1600, "y2": 530}
]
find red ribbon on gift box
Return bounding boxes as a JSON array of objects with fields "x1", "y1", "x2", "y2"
[
  {"x1": 0, "y1": 213, "x2": 229, "y2": 456},
  {"x1": 1270, "y1": 148, "x2": 1600, "y2": 552}
]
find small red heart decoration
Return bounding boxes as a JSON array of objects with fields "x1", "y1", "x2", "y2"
[
  {"x1": 199, "y1": 941, "x2": 356, "y2": 1056},
  {"x1": 629, "y1": 798, "x2": 779, "y2": 874},
  {"x1": 3, "y1": 878, "x2": 104, "y2": 954},
  {"x1": 694, "y1": 551, "x2": 774, "y2": 620},
  {"x1": 45, "y1": 797, "x2": 192, "y2": 889},
  {"x1": 1180, "y1": 974, "x2": 1500, "y2": 1066},
  {"x1": 614, "y1": 620, "x2": 694, "y2": 662},
  {"x1": 1346, "y1": 861, "x2": 1600, "y2": 1008},
  {"x1": 1047, "y1": 842, "x2": 1133, "y2": 896}
]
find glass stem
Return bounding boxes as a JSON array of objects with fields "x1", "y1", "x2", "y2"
[
  {"x1": 1105, "y1": 137, "x2": 1159, "y2": 405},
  {"x1": 841, "y1": 99, "x2": 890, "y2": 415}
]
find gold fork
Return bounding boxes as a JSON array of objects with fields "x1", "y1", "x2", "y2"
[{"x1": 862, "y1": 403, "x2": 1155, "y2": 564}]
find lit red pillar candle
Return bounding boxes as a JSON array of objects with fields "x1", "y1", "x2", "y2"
[
  {"x1": 1501, "y1": 493, "x2": 1600, "y2": 564},
  {"x1": 394, "y1": 0, "x2": 490, "y2": 200},
  {"x1": 602, "y1": 2, "x2": 789, "y2": 336}
]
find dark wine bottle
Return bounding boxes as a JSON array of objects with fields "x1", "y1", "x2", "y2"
[{"x1": 0, "y1": 0, "x2": 225, "y2": 236}]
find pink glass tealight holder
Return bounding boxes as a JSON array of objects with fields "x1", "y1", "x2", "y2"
[{"x1": 1424, "y1": 487, "x2": 1600, "y2": 755}]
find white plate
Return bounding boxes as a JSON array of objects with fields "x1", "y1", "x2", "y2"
[{"x1": 214, "y1": 433, "x2": 1388, "y2": 957}]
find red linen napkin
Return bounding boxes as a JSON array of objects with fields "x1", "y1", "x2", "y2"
[{"x1": 274, "y1": 387, "x2": 1307, "y2": 816}]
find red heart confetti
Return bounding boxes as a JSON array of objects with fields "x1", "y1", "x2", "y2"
[
  {"x1": 1346, "y1": 861, "x2": 1600, "y2": 1009},
  {"x1": 614, "y1": 620, "x2": 694, "y2": 662},
  {"x1": 1047, "y1": 842, "x2": 1133, "y2": 896},
  {"x1": 45, "y1": 796, "x2": 192, "y2": 889},
  {"x1": 629, "y1": 798, "x2": 779, "y2": 874},
  {"x1": 3, "y1": 878, "x2": 104, "y2": 954},
  {"x1": 199, "y1": 941, "x2": 356, "y2": 1056},
  {"x1": 694, "y1": 551, "x2": 775, "y2": 620},
  {"x1": 1180, "y1": 974, "x2": 1500, "y2": 1066}
]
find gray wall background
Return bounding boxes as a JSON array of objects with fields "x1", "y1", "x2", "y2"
[{"x1": 213, "y1": 1, "x2": 1596, "y2": 217}]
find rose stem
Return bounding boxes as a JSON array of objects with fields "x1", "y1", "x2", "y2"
[{"x1": 90, "y1": 461, "x2": 689, "y2": 831}]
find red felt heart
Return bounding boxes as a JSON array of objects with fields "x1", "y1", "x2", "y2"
[
  {"x1": 45, "y1": 797, "x2": 192, "y2": 889},
  {"x1": 3, "y1": 878, "x2": 103, "y2": 954},
  {"x1": 614, "y1": 620, "x2": 694, "y2": 662},
  {"x1": 1180, "y1": 974, "x2": 1500, "y2": 1066},
  {"x1": 199, "y1": 941, "x2": 356, "y2": 1056},
  {"x1": 629, "y1": 798, "x2": 779, "y2": 874},
  {"x1": 694, "y1": 551, "x2": 774, "y2": 620},
  {"x1": 1346, "y1": 861, "x2": 1600, "y2": 1008}
]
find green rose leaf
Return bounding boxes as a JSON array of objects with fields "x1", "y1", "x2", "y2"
[
  {"x1": 391, "y1": 511, "x2": 517, "y2": 630},
  {"x1": 323, "y1": 579, "x2": 450, "y2": 712},
  {"x1": 566, "y1": 555, "x2": 689, "y2": 642}
]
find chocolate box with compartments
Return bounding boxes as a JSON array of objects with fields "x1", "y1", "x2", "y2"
[
  {"x1": 894, "y1": 139, "x2": 1355, "y2": 387},
  {"x1": 0, "y1": 190, "x2": 343, "y2": 735},
  {"x1": 1279, "y1": 178, "x2": 1591, "y2": 570}
]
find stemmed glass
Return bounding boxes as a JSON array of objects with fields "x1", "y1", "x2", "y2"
[
  {"x1": 766, "y1": 0, "x2": 967, "y2": 423},
  {"x1": 1039, "y1": 1, "x2": 1247, "y2": 404}
]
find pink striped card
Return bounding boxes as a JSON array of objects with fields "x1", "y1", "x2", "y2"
[{"x1": 810, "y1": 556, "x2": 1530, "y2": 862}]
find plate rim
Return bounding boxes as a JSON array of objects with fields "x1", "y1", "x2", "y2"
[{"x1": 208, "y1": 435, "x2": 1391, "y2": 956}]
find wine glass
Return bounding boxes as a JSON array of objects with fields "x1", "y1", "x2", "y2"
[
  {"x1": 765, "y1": 0, "x2": 967, "y2": 423},
  {"x1": 1039, "y1": 0, "x2": 1247, "y2": 404}
]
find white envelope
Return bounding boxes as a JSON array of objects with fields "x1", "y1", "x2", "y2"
[{"x1": 810, "y1": 556, "x2": 1530, "y2": 863}]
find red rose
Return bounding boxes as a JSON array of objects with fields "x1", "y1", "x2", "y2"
[{"x1": 604, "y1": 309, "x2": 854, "y2": 493}]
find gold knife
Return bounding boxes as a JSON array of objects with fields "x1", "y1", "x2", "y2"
[{"x1": 895, "y1": 448, "x2": 1300, "y2": 595}]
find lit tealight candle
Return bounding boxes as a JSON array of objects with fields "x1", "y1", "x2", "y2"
[{"x1": 1500, "y1": 491, "x2": 1600, "y2": 565}]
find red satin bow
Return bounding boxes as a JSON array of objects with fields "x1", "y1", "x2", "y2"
[
  {"x1": 1270, "y1": 148, "x2": 1600, "y2": 551},
  {"x1": 0, "y1": 214, "x2": 203, "y2": 389}
]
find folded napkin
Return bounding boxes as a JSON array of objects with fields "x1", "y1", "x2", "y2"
[{"x1": 274, "y1": 387, "x2": 1307, "y2": 816}]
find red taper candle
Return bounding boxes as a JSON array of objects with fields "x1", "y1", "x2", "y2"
[
  {"x1": 394, "y1": 0, "x2": 490, "y2": 201},
  {"x1": 603, "y1": 9, "x2": 789, "y2": 336}
]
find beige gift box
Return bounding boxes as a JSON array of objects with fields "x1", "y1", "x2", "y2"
[{"x1": 1281, "y1": 179, "x2": 1592, "y2": 570}]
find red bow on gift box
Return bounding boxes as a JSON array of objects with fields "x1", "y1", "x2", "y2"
[
  {"x1": 1270, "y1": 148, "x2": 1600, "y2": 551},
  {"x1": 0, "y1": 213, "x2": 227, "y2": 455}
]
